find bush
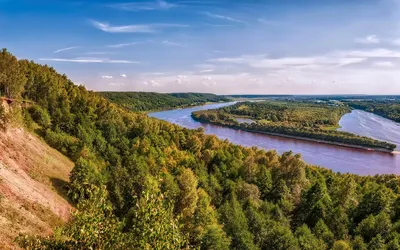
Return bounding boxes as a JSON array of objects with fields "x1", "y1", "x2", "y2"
[
  {"x1": 44, "y1": 129, "x2": 82, "y2": 159},
  {"x1": 28, "y1": 104, "x2": 51, "y2": 128}
]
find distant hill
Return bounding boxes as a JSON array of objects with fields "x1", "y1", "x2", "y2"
[{"x1": 99, "y1": 92, "x2": 231, "y2": 112}]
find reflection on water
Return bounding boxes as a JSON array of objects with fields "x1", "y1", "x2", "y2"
[
  {"x1": 149, "y1": 103, "x2": 400, "y2": 175},
  {"x1": 339, "y1": 110, "x2": 400, "y2": 149}
]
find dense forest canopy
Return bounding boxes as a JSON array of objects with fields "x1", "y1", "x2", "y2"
[
  {"x1": 99, "y1": 91, "x2": 231, "y2": 112},
  {"x1": 218, "y1": 101, "x2": 351, "y2": 127},
  {"x1": 2, "y1": 49, "x2": 400, "y2": 249},
  {"x1": 192, "y1": 101, "x2": 397, "y2": 151}
]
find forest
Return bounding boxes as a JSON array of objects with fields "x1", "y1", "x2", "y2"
[
  {"x1": 2, "y1": 48, "x2": 400, "y2": 249},
  {"x1": 99, "y1": 91, "x2": 230, "y2": 112},
  {"x1": 192, "y1": 101, "x2": 397, "y2": 151}
]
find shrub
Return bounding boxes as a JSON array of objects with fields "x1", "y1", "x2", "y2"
[
  {"x1": 44, "y1": 129, "x2": 82, "y2": 159},
  {"x1": 28, "y1": 104, "x2": 51, "y2": 128}
]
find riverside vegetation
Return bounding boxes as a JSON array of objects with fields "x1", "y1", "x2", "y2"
[
  {"x1": 192, "y1": 101, "x2": 397, "y2": 151},
  {"x1": 2, "y1": 48, "x2": 400, "y2": 249}
]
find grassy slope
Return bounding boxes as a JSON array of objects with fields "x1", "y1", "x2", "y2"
[{"x1": 0, "y1": 125, "x2": 74, "y2": 249}]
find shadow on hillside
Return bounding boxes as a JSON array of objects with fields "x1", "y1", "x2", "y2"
[{"x1": 50, "y1": 177, "x2": 75, "y2": 207}]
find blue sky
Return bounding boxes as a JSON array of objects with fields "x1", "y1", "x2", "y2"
[{"x1": 1, "y1": 0, "x2": 400, "y2": 94}]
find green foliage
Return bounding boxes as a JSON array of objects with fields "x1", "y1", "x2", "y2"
[
  {"x1": 125, "y1": 191, "x2": 189, "y2": 249},
  {"x1": 18, "y1": 186, "x2": 126, "y2": 250},
  {"x1": 1, "y1": 49, "x2": 400, "y2": 250},
  {"x1": 295, "y1": 224, "x2": 327, "y2": 250},
  {"x1": 332, "y1": 240, "x2": 351, "y2": 250},
  {"x1": 28, "y1": 104, "x2": 51, "y2": 128},
  {"x1": 352, "y1": 235, "x2": 367, "y2": 250},
  {"x1": 44, "y1": 129, "x2": 82, "y2": 159},
  {"x1": 219, "y1": 195, "x2": 257, "y2": 250},
  {"x1": 100, "y1": 91, "x2": 230, "y2": 112},
  {"x1": 0, "y1": 48, "x2": 26, "y2": 98}
]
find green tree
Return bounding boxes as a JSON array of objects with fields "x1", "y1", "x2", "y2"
[
  {"x1": 368, "y1": 234, "x2": 386, "y2": 250},
  {"x1": 0, "y1": 48, "x2": 26, "y2": 98},
  {"x1": 332, "y1": 240, "x2": 351, "y2": 250},
  {"x1": 125, "y1": 191, "x2": 189, "y2": 249},
  {"x1": 219, "y1": 195, "x2": 257, "y2": 250},
  {"x1": 295, "y1": 224, "x2": 327, "y2": 250},
  {"x1": 177, "y1": 168, "x2": 199, "y2": 218}
]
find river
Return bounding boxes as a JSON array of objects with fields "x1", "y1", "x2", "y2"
[{"x1": 149, "y1": 102, "x2": 400, "y2": 175}]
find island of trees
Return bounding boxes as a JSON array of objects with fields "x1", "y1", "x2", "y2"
[
  {"x1": 99, "y1": 91, "x2": 231, "y2": 112},
  {"x1": 192, "y1": 101, "x2": 397, "y2": 152},
  {"x1": 2, "y1": 48, "x2": 400, "y2": 249}
]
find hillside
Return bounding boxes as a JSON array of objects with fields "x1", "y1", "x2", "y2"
[
  {"x1": 99, "y1": 91, "x2": 230, "y2": 112},
  {"x1": 0, "y1": 123, "x2": 73, "y2": 249},
  {"x1": 2, "y1": 48, "x2": 400, "y2": 249}
]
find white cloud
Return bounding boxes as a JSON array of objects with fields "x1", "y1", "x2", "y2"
[
  {"x1": 108, "y1": 42, "x2": 139, "y2": 48},
  {"x1": 334, "y1": 48, "x2": 400, "y2": 58},
  {"x1": 208, "y1": 48, "x2": 400, "y2": 71},
  {"x1": 203, "y1": 12, "x2": 246, "y2": 24},
  {"x1": 200, "y1": 69, "x2": 214, "y2": 73},
  {"x1": 354, "y1": 35, "x2": 380, "y2": 44},
  {"x1": 120, "y1": 74, "x2": 128, "y2": 78},
  {"x1": 54, "y1": 46, "x2": 80, "y2": 53},
  {"x1": 91, "y1": 20, "x2": 188, "y2": 33},
  {"x1": 101, "y1": 75, "x2": 113, "y2": 79},
  {"x1": 162, "y1": 40, "x2": 185, "y2": 47},
  {"x1": 111, "y1": 0, "x2": 177, "y2": 11},
  {"x1": 373, "y1": 61, "x2": 394, "y2": 67},
  {"x1": 39, "y1": 57, "x2": 139, "y2": 64}
]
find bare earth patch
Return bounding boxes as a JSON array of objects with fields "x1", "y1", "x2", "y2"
[{"x1": 0, "y1": 127, "x2": 74, "y2": 249}]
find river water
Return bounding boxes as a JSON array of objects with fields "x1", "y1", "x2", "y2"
[{"x1": 149, "y1": 102, "x2": 400, "y2": 175}]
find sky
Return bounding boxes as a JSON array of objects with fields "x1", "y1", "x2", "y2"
[{"x1": 1, "y1": 0, "x2": 400, "y2": 94}]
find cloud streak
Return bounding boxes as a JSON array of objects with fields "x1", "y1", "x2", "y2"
[
  {"x1": 162, "y1": 40, "x2": 185, "y2": 47},
  {"x1": 91, "y1": 20, "x2": 189, "y2": 33},
  {"x1": 40, "y1": 57, "x2": 139, "y2": 64},
  {"x1": 108, "y1": 42, "x2": 139, "y2": 48},
  {"x1": 54, "y1": 46, "x2": 80, "y2": 53},
  {"x1": 203, "y1": 12, "x2": 246, "y2": 24},
  {"x1": 110, "y1": 0, "x2": 177, "y2": 11}
]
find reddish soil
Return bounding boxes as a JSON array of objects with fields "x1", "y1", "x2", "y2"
[{"x1": 0, "y1": 127, "x2": 74, "y2": 249}]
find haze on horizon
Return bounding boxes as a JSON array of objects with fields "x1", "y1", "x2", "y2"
[{"x1": 1, "y1": 0, "x2": 400, "y2": 94}]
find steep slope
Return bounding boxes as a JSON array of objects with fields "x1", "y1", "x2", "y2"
[{"x1": 0, "y1": 126, "x2": 74, "y2": 249}]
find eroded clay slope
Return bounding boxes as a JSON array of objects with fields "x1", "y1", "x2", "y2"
[{"x1": 0, "y1": 128, "x2": 74, "y2": 249}]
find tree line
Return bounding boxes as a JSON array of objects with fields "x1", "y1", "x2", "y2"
[
  {"x1": 99, "y1": 91, "x2": 231, "y2": 112},
  {"x1": 1, "y1": 48, "x2": 400, "y2": 249}
]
